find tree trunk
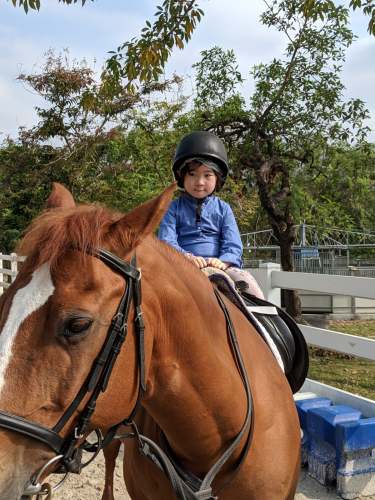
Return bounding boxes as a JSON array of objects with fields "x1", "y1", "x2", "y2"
[
  {"x1": 251, "y1": 155, "x2": 303, "y2": 320},
  {"x1": 278, "y1": 227, "x2": 303, "y2": 321}
]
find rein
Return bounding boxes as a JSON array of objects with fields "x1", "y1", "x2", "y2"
[{"x1": 0, "y1": 249, "x2": 254, "y2": 500}]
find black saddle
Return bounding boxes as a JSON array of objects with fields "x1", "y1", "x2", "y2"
[{"x1": 208, "y1": 273, "x2": 309, "y2": 394}]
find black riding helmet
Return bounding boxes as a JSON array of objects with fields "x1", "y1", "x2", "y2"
[{"x1": 173, "y1": 131, "x2": 229, "y2": 190}]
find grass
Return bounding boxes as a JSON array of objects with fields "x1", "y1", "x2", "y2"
[{"x1": 307, "y1": 320, "x2": 375, "y2": 400}]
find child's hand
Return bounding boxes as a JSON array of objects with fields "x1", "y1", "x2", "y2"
[
  {"x1": 186, "y1": 254, "x2": 207, "y2": 269},
  {"x1": 206, "y1": 258, "x2": 229, "y2": 271}
]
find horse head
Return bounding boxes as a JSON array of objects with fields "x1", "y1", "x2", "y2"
[{"x1": 0, "y1": 182, "x2": 176, "y2": 499}]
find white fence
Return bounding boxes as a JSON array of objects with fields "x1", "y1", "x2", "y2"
[
  {"x1": 0, "y1": 253, "x2": 23, "y2": 295},
  {"x1": 252, "y1": 263, "x2": 375, "y2": 416},
  {"x1": 1, "y1": 255, "x2": 374, "y2": 415}
]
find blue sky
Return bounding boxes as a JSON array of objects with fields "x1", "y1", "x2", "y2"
[{"x1": 1, "y1": 0, "x2": 374, "y2": 140}]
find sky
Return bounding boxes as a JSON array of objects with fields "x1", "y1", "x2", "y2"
[{"x1": 1, "y1": 0, "x2": 374, "y2": 141}]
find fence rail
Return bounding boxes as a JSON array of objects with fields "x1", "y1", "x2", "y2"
[
  {"x1": 272, "y1": 270, "x2": 375, "y2": 300},
  {"x1": 251, "y1": 263, "x2": 375, "y2": 415},
  {"x1": 300, "y1": 324, "x2": 374, "y2": 360}
]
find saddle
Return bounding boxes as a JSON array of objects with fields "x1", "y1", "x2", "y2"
[{"x1": 206, "y1": 271, "x2": 309, "y2": 394}]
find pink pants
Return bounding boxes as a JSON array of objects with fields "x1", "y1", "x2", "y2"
[{"x1": 226, "y1": 267, "x2": 264, "y2": 299}]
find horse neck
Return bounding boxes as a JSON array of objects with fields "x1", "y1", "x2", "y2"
[{"x1": 138, "y1": 240, "x2": 248, "y2": 472}]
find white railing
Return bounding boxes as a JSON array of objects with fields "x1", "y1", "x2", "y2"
[
  {"x1": 252, "y1": 263, "x2": 375, "y2": 416},
  {"x1": 0, "y1": 253, "x2": 23, "y2": 295}
]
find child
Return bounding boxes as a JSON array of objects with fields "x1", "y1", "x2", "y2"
[{"x1": 158, "y1": 131, "x2": 264, "y2": 299}]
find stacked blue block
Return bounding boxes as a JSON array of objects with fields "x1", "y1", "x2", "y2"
[
  {"x1": 306, "y1": 405, "x2": 362, "y2": 485},
  {"x1": 336, "y1": 417, "x2": 375, "y2": 498},
  {"x1": 295, "y1": 397, "x2": 332, "y2": 465},
  {"x1": 295, "y1": 396, "x2": 375, "y2": 498}
]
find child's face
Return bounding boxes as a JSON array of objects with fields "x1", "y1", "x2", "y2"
[{"x1": 183, "y1": 163, "x2": 217, "y2": 199}]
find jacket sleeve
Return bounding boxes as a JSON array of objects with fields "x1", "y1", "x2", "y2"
[
  {"x1": 158, "y1": 202, "x2": 187, "y2": 254},
  {"x1": 219, "y1": 204, "x2": 243, "y2": 267}
]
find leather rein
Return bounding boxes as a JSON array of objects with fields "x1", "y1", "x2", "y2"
[{"x1": 0, "y1": 248, "x2": 253, "y2": 500}]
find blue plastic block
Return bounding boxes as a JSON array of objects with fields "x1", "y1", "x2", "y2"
[
  {"x1": 336, "y1": 418, "x2": 375, "y2": 498},
  {"x1": 307, "y1": 405, "x2": 362, "y2": 447},
  {"x1": 296, "y1": 397, "x2": 332, "y2": 430},
  {"x1": 336, "y1": 417, "x2": 375, "y2": 453}
]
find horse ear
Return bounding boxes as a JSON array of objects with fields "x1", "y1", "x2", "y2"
[
  {"x1": 46, "y1": 183, "x2": 76, "y2": 209},
  {"x1": 110, "y1": 183, "x2": 176, "y2": 249}
]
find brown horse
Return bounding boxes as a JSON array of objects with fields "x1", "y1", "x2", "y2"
[{"x1": 0, "y1": 183, "x2": 301, "y2": 500}]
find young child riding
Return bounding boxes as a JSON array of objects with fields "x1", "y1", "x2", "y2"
[{"x1": 158, "y1": 131, "x2": 264, "y2": 299}]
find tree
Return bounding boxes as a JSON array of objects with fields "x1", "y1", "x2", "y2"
[
  {"x1": 17, "y1": 50, "x2": 181, "y2": 147},
  {"x1": 0, "y1": 47, "x2": 261, "y2": 252},
  {"x1": 192, "y1": 1, "x2": 370, "y2": 318},
  {"x1": 293, "y1": 143, "x2": 375, "y2": 230},
  {"x1": 0, "y1": 52, "x2": 184, "y2": 251}
]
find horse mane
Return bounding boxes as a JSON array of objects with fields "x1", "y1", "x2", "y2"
[{"x1": 17, "y1": 204, "x2": 131, "y2": 270}]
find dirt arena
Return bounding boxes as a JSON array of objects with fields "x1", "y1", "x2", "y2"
[{"x1": 52, "y1": 447, "x2": 348, "y2": 500}]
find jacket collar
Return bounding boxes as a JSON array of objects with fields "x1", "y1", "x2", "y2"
[{"x1": 181, "y1": 191, "x2": 213, "y2": 206}]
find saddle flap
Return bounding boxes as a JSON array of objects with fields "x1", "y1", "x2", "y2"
[{"x1": 207, "y1": 272, "x2": 309, "y2": 394}]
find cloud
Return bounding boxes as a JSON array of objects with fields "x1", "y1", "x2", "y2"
[
  {"x1": 1, "y1": 0, "x2": 374, "y2": 141},
  {"x1": 344, "y1": 36, "x2": 375, "y2": 138},
  {"x1": 0, "y1": 0, "x2": 148, "y2": 136},
  {"x1": 166, "y1": 0, "x2": 284, "y2": 77}
]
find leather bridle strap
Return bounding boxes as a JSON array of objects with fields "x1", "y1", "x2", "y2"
[
  {"x1": 0, "y1": 411, "x2": 64, "y2": 454},
  {"x1": 53, "y1": 253, "x2": 135, "y2": 434},
  {"x1": 54, "y1": 250, "x2": 145, "y2": 469}
]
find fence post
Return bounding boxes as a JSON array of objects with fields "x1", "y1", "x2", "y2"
[
  {"x1": 348, "y1": 266, "x2": 359, "y2": 317},
  {"x1": 0, "y1": 257, "x2": 3, "y2": 295},
  {"x1": 10, "y1": 253, "x2": 18, "y2": 285},
  {"x1": 251, "y1": 262, "x2": 281, "y2": 306}
]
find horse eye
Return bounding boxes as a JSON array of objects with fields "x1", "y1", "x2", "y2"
[{"x1": 63, "y1": 317, "x2": 93, "y2": 337}]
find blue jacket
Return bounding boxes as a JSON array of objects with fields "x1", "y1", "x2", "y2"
[{"x1": 158, "y1": 193, "x2": 243, "y2": 267}]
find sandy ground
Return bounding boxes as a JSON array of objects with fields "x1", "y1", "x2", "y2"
[{"x1": 50, "y1": 447, "x2": 370, "y2": 500}]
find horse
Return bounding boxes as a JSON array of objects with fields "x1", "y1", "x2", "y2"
[{"x1": 0, "y1": 182, "x2": 301, "y2": 500}]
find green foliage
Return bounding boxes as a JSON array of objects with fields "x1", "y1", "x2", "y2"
[
  {"x1": 190, "y1": 1, "x2": 371, "y2": 317},
  {"x1": 0, "y1": 140, "x2": 58, "y2": 250},
  {"x1": 10, "y1": 0, "x2": 203, "y2": 89},
  {"x1": 9, "y1": 0, "x2": 93, "y2": 13},
  {"x1": 192, "y1": 3, "x2": 370, "y2": 234},
  {"x1": 17, "y1": 50, "x2": 177, "y2": 147},
  {"x1": 252, "y1": 1, "x2": 369, "y2": 148},
  {"x1": 105, "y1": 1, "x2": 204, "y2": 90},
  {"x1": 301, "y1": 0, "x2": 375, "y2": 36},
  {"x1": 0, "y1": 53, "x2": 185, "y2": 251},
  {"x1": 292, "y1": 143, "x2": 375, "y2": 229},
  {"x1": 193, "y1": 47, "x2": 243, "y2": 109}
]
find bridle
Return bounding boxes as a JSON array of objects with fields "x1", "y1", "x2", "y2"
[
  {"x1": 0, "y1": 248, "x2": 146, "y2": 497},
  {"x1": 0, "y1": 247, "x2": 253, "y2": 500}
]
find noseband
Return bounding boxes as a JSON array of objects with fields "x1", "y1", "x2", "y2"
[{"x1": 0, "y1": 248, "x2": 146, "y2": 494}]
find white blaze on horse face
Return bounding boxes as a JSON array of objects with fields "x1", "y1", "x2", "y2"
[{"x1": 0, "y1": 262, "x2": 55, "y2": 395}]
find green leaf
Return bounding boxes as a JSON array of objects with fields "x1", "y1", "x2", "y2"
[{"x1": 175, "y1": 35, "x2": 184, "y2": 49}]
